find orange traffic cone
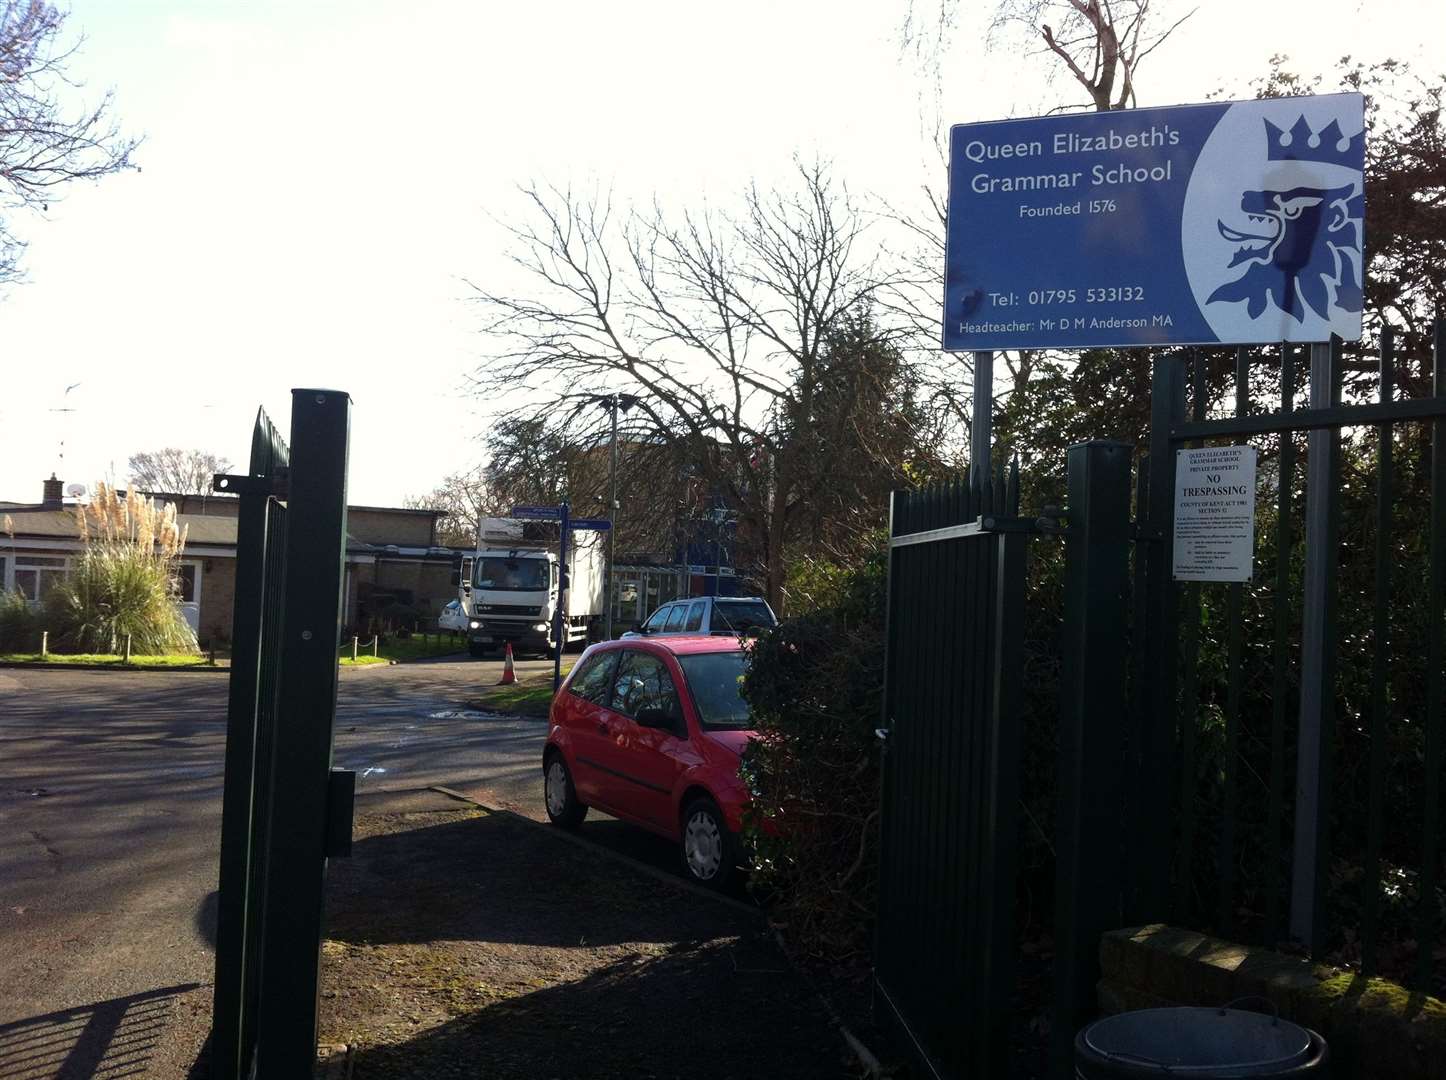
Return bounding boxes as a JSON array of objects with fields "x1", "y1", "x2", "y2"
[{"x1": 497, "y1": 642, "x2": 517, "y2": 686}]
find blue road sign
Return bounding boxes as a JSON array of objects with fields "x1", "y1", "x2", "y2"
[
  {"x1": 944, "y1": 93, "x2": 1365, "y2": 351},
  {"x1": 511, "y1": 505, "x2": 562, "y2": 521},
  {"x1": 568, "y1": 517, "x2": 612, "y2": 531}
]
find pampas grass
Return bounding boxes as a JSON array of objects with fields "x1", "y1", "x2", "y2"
[{"x1": 45, "y1": 484, "x2": 198, "y2": 655}]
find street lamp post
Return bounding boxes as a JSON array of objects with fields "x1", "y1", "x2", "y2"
[
  {"x1": 595, "y1": 393, "x2": 636, "y2": 640},
  {"x1": 605, "y1": 397, "x2": 619, "y2": 640}
]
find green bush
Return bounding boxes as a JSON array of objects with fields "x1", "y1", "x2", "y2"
[
  {"x1": 740, "y1": 548, "x2": 887, "y2": 968},
  {"x1": 0, "y1": 589, "x2": 39, "y2": 652},
  {"x1": 44, "y1": 485, "x2": 198, "y2": 656}
]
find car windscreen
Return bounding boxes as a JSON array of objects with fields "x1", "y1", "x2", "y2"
[
  {"x1": 676, "y1": 651, "x2": 751, "y2": 730},
  {"x1": 475, "y1": 557, "x2": 548, "y2": 591},
  {"x1": 711, "y1": 600, "x2": 775, "y2": 632}
]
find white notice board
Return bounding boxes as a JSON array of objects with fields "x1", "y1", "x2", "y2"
[{"x1": 1173, "y1": 446, "x2": 1258, "y2": 582}]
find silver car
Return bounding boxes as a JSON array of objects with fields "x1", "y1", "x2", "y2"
[{"x1": 626, "y1": 595, "x2": 777, "y2": 638}]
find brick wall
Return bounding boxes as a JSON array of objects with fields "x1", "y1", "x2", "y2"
[
  {"x1": 372, "y1": 560, "x2": 455, "y2": 617},
  {"x1": 346, "y1": 509, "x2": 436, "y2": 546},
  {"x1": 1099, "y1": 924, "x2": 1446, "y2": 1079},
  {"x1": 199, "y1": 557, "x2": 237, "y2": 645}
]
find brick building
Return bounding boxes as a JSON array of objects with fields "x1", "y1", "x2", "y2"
[{"x1": 1, "y1": 476, "x2": 461, "y2": 647}]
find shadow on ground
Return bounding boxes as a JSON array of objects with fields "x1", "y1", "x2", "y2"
[
  {"x1": 325, "y1": 809, "x2": 742, "y2": 949},
  {"x1": 320, "y1": 805, "x2": 854, "y2": 1079},
  {"x1": 0, "y1": 984, "x2": 201, "y2": 1080}
]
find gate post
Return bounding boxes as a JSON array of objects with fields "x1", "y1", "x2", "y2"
[
  {"x1": 254, "y1": 389, "x2": 352, "y2": 1074},
  {"x1": 1053, "y1": 440, "x2": 1133, "y2": 1070}
]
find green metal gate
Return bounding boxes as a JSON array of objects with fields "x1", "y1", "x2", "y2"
[
  {"x1": 874, "y1": 467, "x2": 1029, "y2": 1077},
  {"x1": 210, "y1": 389, "x2": 356, "y2": 1079}
]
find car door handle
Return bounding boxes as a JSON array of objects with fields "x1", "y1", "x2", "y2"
[{"x1": 597, "y1": 723, "x2": 609, "y2": 735}]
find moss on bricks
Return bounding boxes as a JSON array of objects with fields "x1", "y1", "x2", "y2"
[{"x1": 1100, "y1": 925, "x2": 1446, "y2": 1080}]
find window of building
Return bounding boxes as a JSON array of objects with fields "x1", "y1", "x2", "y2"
[
  {"x1": 174, "y1": 563, "x2": 199, "y2": 603},
  {"x1": 14, "y1": 556, "x2": 68, "y2": 603}
]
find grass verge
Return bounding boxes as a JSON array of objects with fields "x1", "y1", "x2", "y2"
[
  {"x1": 339, "y1": 632, "x2": 467, "y2": 665},
  {"x1": 0, "y1": 652, "x2": 224, "y2": 668},
  {"x1": 468, "y1": 662, "x2": 573, "y2": 717}
]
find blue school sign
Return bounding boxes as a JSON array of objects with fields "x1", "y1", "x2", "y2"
[{"x1": 943, "y1": 93, "x2": 1365, "y2": 351}]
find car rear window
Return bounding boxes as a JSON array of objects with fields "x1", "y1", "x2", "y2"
[
  {"x1": 677, "y1": 651, "x2": 750, "y2": 730},
  {"x1": 711, "y1": 600, "x2": 775, "y2": 632}
]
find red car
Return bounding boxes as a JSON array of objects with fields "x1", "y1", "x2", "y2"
[{"x1": 542, "y1": 634, "x2": 754, "y2": 887}]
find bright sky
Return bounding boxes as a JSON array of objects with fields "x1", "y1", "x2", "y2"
[{"x1": 0, "y1": 0, "x2": 1428, "y2": 506}]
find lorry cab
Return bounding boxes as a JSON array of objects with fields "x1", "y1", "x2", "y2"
[{"x1": 455, "y1": 518, "x2": 604, "y2": 658}]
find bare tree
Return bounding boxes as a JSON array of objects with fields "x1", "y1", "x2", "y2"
[
  {"x1": 993, "y1": 0, "x2": 1195, "y2": 111},
  {"x1": 403, "y1": 467, "x2": 501, "y2": 548},
  {"x1": 470, "y1": 162, "x2": 934, "y2": 609},
  {"x1": 901, "y1": 0, "x2": 1193, "y2": 113},
  {"x1": 887, "y1": 0, "x2": 1192, "y2": 460},
  {"x1": 127, "y1": 448, "x2": 231, "y2": 495},
  {"x1": 1, "y1": 1, "x2": 139, "y2": 286}
]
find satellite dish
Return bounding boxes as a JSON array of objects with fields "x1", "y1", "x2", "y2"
[{"x1": 66, "y1": 483, "x2": 87, "y2": 498}]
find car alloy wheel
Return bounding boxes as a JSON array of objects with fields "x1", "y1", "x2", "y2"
[{"x1": 684, "y1": 807, "x2": 724, "y2": 882}]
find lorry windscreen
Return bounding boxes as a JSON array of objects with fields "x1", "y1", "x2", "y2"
[{"x1": 475, "y1": 557, "x2": 549, "y2": 591}]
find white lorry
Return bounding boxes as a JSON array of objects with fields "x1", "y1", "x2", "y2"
[{"x1": 454, "y1": 516, "x2": 605, "y2": 658}]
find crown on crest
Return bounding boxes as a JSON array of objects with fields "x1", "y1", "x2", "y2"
[{"x1": 1264, "y1": 115, "x2": 1364, "y2": 168}]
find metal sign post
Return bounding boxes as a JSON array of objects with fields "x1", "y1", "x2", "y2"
[
  {"x1": 1290, "y1": 338, "x2": 1343, "y2": 952},
  {"x1": 971, "y1": 349, "x2": 994, "y2": 490},
  {"x1": 554, "y1": 501, "x2": 569, "y2": 692}
]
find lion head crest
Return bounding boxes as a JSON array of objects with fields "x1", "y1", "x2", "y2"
[{"x1": 1206, "y1": 115, "x2": 1364, "y2": 323}]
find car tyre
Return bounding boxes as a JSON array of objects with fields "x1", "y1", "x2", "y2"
[
  {"x1": 544, "y1": 753, "x2": 587, "y2": 829},
  {"x1": 680, "y1": 797, "x2": 738, "y2": 889},
  {"x1": 467, "y1": 641, "x2": 489, "y2": 658}
]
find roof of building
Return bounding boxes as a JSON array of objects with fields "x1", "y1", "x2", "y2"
[
  {"x1": 138, "y1": 491, "x2": 449, "y2": 519},
  {"x1": 1, "y1": 509, "x2": 473, "y2": 560},
  {"x1": 1, "y1": 508, "x2": 241, "y2": 547}
]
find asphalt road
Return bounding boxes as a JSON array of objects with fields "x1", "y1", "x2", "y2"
[{"x1": 0, "y1": 655, "x2": 559, "y2": 1036}]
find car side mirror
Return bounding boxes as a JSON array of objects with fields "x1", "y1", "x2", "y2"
[{"x1": 634, "y1": 706, "x2": 680, "y2": 731}]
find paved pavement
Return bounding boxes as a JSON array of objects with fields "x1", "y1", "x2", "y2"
[{"x1": 0, "y1": 655, "x2": 557, "y2": 1040}]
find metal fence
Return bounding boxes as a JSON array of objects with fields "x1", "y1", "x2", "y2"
[
  {"x1": 211, "y1": 389, "x2": 355, "y2": 1079},
  {"x1": 1135, "y1": 323, "x2": 1446, "y2": 992},
  {"x1": 874, "y1": 319, "x2": 1446, "y2": 1078}
]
